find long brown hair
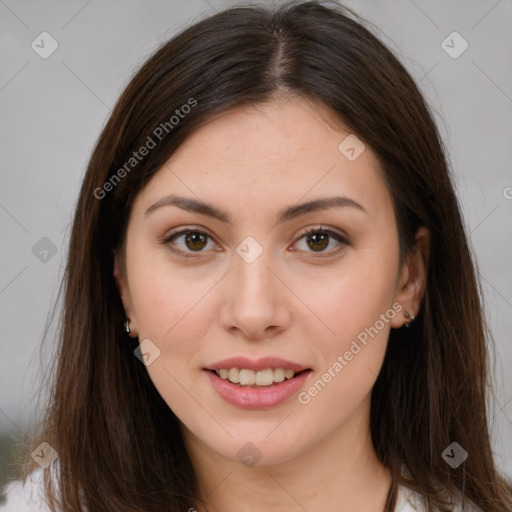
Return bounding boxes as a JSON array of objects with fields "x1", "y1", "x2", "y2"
[{"x1": 15, "y1": 1, "x2": 511, "y2": 510}]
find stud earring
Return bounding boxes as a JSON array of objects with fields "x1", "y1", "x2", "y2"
[
  {"x1": 124, "y1": 319, "x2": 131, "y2": 334},
  {"x1": 403, "y1": 310, "x2": 415, "y2": 328}
]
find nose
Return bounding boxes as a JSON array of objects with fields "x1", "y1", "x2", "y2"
[{"x1": 219, "y1": 247, "x2": 292, "y2": 340}]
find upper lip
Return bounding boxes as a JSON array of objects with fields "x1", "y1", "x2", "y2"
[{"x1": 205, "y1": 356, "x2": 310, "y2": 372}]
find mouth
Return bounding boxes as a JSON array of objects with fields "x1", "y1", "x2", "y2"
[
  {"x1": 207, "y1": 367, "x2": 311, "y2": 387},
  {"x1": 203, "y1": 357, "x2": 313, "y2": 409}
]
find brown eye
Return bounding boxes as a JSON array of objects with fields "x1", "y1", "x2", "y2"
[
  {"x1": 163, "y1": 229, "x2": 219, "y2": 257},
  {"x1": 306, "y1": 232, "x2": 330, "y2": 252},
  {"x1": 184, "y1": 232, "x2": 208, "y2": 251},
  {"x1": 294, "y1": 228, "x2": 349, "y2": 257}
]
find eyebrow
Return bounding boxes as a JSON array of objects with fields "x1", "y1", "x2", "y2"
[{"x1": 145, "y1": 194, "x2": 366, "y2": 224}]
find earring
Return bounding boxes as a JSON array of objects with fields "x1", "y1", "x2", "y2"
[
  {"x1": 124, "y1": 319, "x2": 131, "y2": 334},
  {"x1": 403, "y1": 310, "x2": 415, "y2": 328}
]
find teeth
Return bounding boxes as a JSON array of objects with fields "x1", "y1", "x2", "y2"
[
  {"x1": 239, "y1": 369, "x2": 256, "y2": 386},
  {"x1": 215, "y1": 367, "x2": 298, "y2": 386},
  {"x1": 228, "y1": 368, "x2": 240, "y2": 383},
  {"x1": 273, "y1": 368, "x2": 285, "y2": 382},
  {"x1": 255, "y1": 368, "x2": 273, "y2": 386}
]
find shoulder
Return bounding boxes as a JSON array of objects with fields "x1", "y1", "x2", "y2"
[
  {"x1": 0, "y1": 468, "x2": 54, "y2": 512},
  {"x1": 396, "y1": 484, "x2": 483, "y2": 512}
]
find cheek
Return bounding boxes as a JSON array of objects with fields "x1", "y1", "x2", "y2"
[
  {"x1": 127, "y1": 259, "x2": 217, "y2": 422},
  {"x1": 293, "y1": 284, "x2": 396, "y2": 439},
  {"x1": 127, "y1": 242, "x2": 218, "y2": 343},
  {"x1": 297, "y1": 249, "x2": 398, "y2": 398},
  {"x1": 300, "y1": 247, "x2": 399, "y2": 343}
]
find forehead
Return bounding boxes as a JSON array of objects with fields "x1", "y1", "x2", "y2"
[
  {"x1": 166, "y1": 97, "x2": 367, "y2": 172},
  {"x1": 134, "y1": 97, "x2": 392, "y2": 223}
]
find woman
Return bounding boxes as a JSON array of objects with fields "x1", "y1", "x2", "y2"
[{"x1": 1, "y1": 1, "x2": 510, "y2": 511}]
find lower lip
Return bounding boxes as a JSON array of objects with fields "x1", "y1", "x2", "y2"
[{"x1": 205, "y1": 370, "x2": 311, "y2": 409}]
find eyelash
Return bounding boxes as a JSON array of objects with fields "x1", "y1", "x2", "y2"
[{"x1": 160, "y1": 226, "x2": 350, "y2": 259}]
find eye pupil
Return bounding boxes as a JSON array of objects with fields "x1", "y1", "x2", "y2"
[
  {"x1": 307, "y1": 233, "x2": 329, "y2": 252},
  {"x1": 186, "y1": 232, "x2": 207, "y2": 250}
]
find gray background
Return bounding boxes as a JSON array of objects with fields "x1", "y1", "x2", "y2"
[{"x1": 1, "y1": 0, "x2": 511, "y2": 482}]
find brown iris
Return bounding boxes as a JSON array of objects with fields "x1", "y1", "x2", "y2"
[
  {"x1": 185, "y1": 232, "x2": 208, "y2": 251},
  {"x1": 306, "y1": 232, "x2": 329, "y2": 252}
]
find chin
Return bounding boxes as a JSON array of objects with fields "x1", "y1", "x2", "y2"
[{"x1": 204, "y1": 429, "x2": 316, "y2": 468}]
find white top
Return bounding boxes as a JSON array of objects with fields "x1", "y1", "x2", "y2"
[
  {"x1": 0, "y1": 467, "x2": 483, "y2": 511},
  {"x1": 395, "y1": 484, "x2": 482, "y2": 511}
]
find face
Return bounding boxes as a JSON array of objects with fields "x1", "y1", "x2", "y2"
[{"x1": 114, "y1": 97, "x2": 426, "y2": 468}]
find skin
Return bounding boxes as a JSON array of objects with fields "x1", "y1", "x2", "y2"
[{"x1": 114, "y1": 96, "x2": 429, "y2": 512}]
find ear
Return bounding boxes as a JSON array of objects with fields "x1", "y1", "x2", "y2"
[
  {"x1": 113, "y1": 251, "x2": 138, "y2": 338},
  {"x1": 390, "y1": 226, "x2": 430, "y2": 329}
]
